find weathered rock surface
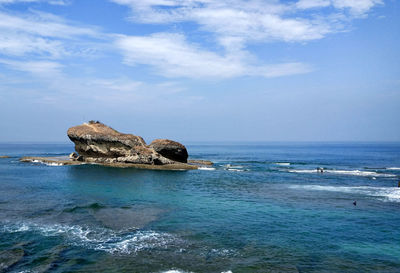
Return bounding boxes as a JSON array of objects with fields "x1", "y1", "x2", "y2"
[
  {"x1": 20, "y1": 156, "x2": 197, "y2": 170},
  {"x1": 69, "y1": 152, "x2": 78, "y2": 159},
  {"x1": 150, "y1": 139, "x2": 188, "y2": 163},
  {"x1": 67, "y1": 122, "x2": 175, "y2": 165},
  {"x1": 188, "y1": 159, "x2": 213, "y2": 166},
  {"x1": 19, "y1": 121, "x2": 212, "y2": 170}
]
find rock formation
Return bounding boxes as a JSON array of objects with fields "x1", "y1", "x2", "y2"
[
  {"x1": 67, "y1": 121, "x2": 186, "y2": 165},
  {"x1": 150, "y1": 139, "x2": 188, "y2": 163}
]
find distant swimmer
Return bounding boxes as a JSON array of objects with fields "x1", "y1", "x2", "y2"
[
  {"x1": 353, "y1": 201, "x2": 357, "y2": 206},
  {"x1": 316, "y1": 167, "x2": 324, "y2": 173}
]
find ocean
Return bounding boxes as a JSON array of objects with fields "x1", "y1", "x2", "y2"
[{"x1": 0, "y1": 143, "x2": 399, "y2": 272}]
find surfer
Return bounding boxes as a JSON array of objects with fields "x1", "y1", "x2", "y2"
[
  {"x1": 316, "y1": 167, "x2": 324, "y2": 173},
  {"x1": 353, "y1": 201, "x2": 357, "y2": 206}
]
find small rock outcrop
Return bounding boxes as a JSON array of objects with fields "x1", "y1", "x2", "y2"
[
  {"x1": 67, "y1": 121, "x2": 174, "y2": 165},
  {"x1": 150, "y1": 139, "x2": 188, "y2": 163}
]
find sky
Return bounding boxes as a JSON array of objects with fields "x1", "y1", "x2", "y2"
[{"x1": 0, "y1": 0, "x2": 399, "y2": 143}]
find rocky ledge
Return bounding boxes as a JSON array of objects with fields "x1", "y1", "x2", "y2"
[
  {"x1": 67, "y1": 121, "x2": 176, "y2": 165},
  {"x1": 150, "y1": 139, "x2": 188, "y2": 163},
  {"x1": 19, "y1": 121, "x2": 212, "y2": 170},
  {"x1": 20, "y1": 156, "x2": 197, "y2": 170},
  {"x1": 20, "y1": 121, "x2": 212, "y2": 170}
]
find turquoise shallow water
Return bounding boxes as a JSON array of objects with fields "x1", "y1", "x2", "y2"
[{"x1": 0, "y1": 143, "x2": 399, "y2": 272}]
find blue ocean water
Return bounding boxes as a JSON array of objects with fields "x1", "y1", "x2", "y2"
[{"x1": 0, "y1": 143, "x2": 399, "y2": 273}]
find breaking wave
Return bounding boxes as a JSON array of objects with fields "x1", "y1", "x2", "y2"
[
  {"x1": 26, "y1": 159, "x2": 65, "y2": 166},
  {"x1": 161, "y1": 269, "x2": 232, "y2": 273},
  {"x1": 221, "y1": 164, "x2": 249, "y2": 172},
  {"x1": 274, "y1": 162, "x2": 291, "y2": 166},
  {"x1": 198, "y1": 167, "x2": 216, "y2": 171},
  {"x1": 289, "y1": 185, "x2": 400, "y2": 202},
  {"x1": 288, "y1": 169, "x2": 395, "y2": 177},
  {"x1": 1, "y1": 222, "x2": 176, "y2": 254},
  {"x1": 227, "y1": 168, "x2": 244, "y2": 172}
]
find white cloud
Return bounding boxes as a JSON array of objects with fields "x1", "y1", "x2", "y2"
[
  {"x1": 0, "y1": 0, "x2": 68, "y2": 5},
  {"x1": 0, "y1": 0, "x2": 384, "y2": 82},
  {"x1": 296, "y1": 0, "x2": 331, "y2": 9},
  {"x1": 116, "y1": 33, "x2": 311, "y2": 78},
  {"x1": 256, "y1": 63, "x2": 313, "y2": 78},
  {"x1": 111, "y1": 0, "x2": 383, "y2": 50},
  {"x1": 108, "y1": 0, "x2": 382, "y2": 79},
  {"x1": 111, "y1": 0, "x2": 332, "y2": 47},
  {"x1": 116, "y1": 33, "x2": 243, "y2": 78},
  {"x1": 0, "y1": 32, "x2": 66, "y2": 57},
  {"x1": 332, "y1": 0, "x2": 383, "y2": 15},
  {"x1": 297, "y1": 0, "x2": 383, "y2": 15},
  {"x1": 89, "y1": 78, "x2": 143, "y2": 92},
  {"x1": 0, "y1": 11, "x2": 99, "y2": 39},
  {"x1": 0, "y1": 11, "x2": 103, "y2": 58},
  {"x1": 0, "y1": 58, "x2": 63, "y2": 76}
]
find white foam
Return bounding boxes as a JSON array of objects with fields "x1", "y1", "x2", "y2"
[
  {"x1": 289, "y1": 185, "x2": 400, "y2": 202},
  {"x1": 198, "y1": 167, "x2": 216, "y2": 171},
  {"x1": 44, "y1": 162, "x2": 64, "y2": 166},
  {"x1": 227, "y1": 168, "x2": 244, "y2": 172},
  {"x1": 161, "y1": 270, "x2": 193, "y2": 273},
  {"x1": 1, "y1": 222, "x2": 176, "y2": 255},
  {"x1": 27, "y1": 159, "x2": 64, "y2": 166},
  {"x1": 161, "y1": 269, "x2": 232, "y2": 273},
  {"x1": 223, "y1": 164, "x2": 243, "y2": 168},
  {"x1": 288, "y1": 169, "x2": 395, "y2": 177},
  {"x1": 387, "y1": 167, "x2": 400, "y2": 170},
  {"x1": 274, "y1": 162, "x2": 290, "y2": 166},
  {"x1": 289, "y1": 169, "x2": 318, "y2": 174}
]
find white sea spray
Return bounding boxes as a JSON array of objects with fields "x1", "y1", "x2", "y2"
[
  {"x1": 1, "y1": 222, "x2": 176, "y2": 255},
  {"x1": 288, "y1": 169, "x2": 395, "y2": 177},
  {"x1": 289, "y1": 185, "x2": 400, "y2": 202}
]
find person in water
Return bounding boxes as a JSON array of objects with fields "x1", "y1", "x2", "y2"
[{"x1": 316, "y1": 167, "x2": 324, "y2": 173}]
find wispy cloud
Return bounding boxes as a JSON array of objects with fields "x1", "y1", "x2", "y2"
[
  {"x1": 331, "y1": 0, "x2": 383, "y2": 15},
  {"x1": 0, "y1": 58, "x2": 63, "y2": 76},
  {"x1": 116, "y1": 33, "x2": 311, "y2": 78},
  {"x1": 108, "y1": 0, "x2": 382, "y2": 78},
  {"x1": 0, "y1": 0, "x2": 383, "y2": 82},
  {"x1": 0, "y1": 10, "x2": 104, "y2": 58},
  {"x1": 111, "y1": 0, "x2": 382, "y2": 50},
  {"x1": 0, "y1": 0, "x2": 69, "y2": 5}
]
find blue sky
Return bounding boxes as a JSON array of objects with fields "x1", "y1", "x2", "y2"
[{"x1": 0, "y1": 0, "x2": 399, "y2": 142}]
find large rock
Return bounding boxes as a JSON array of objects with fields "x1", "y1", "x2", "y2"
[
  {"x1": 150, "y1": 139, "x2": 188, "y2": 163},
  {"x1": 67, "y1": 121, "x2": 174, "y2": 165}
]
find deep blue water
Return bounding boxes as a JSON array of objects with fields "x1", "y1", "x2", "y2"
[{"x1": 0, "y1": 143, "x2": 399, "y2": 273}]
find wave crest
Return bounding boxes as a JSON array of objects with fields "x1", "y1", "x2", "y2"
[
  {"x1": 1, "y1": 222, "x2": 176, "y2": 254},
  {"x1": 288, "y1": 169, "x2": 395, "y2": 177},
  {"x1": 289, "y1": 185, "x2": 400, "y2": 202}
]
